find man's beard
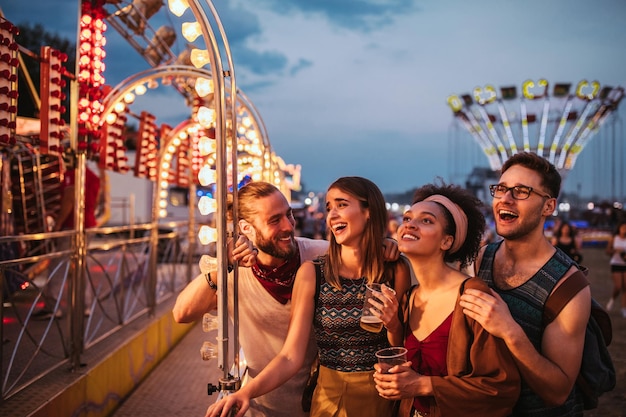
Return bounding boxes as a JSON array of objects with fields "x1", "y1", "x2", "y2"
[{"x1": 255, "y1": 230, "x2": 297, "y2": 260}]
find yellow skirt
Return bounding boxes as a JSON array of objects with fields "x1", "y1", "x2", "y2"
[{"x1": 310, "y1": 365, "x2": 395, "y2": 417}]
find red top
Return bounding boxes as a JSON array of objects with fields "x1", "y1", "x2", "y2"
[{"x1": 405, "y1": 313, "x2": 452, "y2": 413}]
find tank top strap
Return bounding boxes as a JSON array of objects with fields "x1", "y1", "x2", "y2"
[{"x1": 476, "y1": 241, "x2": 502, "y2": 285}]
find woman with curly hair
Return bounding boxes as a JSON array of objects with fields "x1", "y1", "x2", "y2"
[{"x1": 373, "y1": 182, "x2": 521, "y2": 417}]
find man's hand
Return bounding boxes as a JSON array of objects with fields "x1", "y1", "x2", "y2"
[
  {"x1": 382, "y1": 238, "x2": 400, "y2": 261},
  {"x1": 229, "y1": 235, "x2": 257, "y2": 267}
]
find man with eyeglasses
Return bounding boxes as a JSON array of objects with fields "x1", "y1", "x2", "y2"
[{"x1": 460, "y1": 152, "x2": 590, "y2": 416}]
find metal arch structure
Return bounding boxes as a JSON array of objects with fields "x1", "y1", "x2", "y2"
[
  {"x1": 100, "y1": 64, "x2": 280, "y2": 207},
  {"x1": 447, "y1": 79, "x2": 624, "y2": 178},
  {"x1": 103, "y1": 0, "x2": 242, "y2": 389}
]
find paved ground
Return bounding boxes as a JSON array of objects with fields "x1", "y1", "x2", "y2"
[{"x1": 110, "y1": 247, "x2": 626, "y2": 417}]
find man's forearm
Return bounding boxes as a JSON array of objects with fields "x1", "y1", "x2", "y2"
[{"x1": 172, "y1": 272, "x2": 217, "y2": 323}]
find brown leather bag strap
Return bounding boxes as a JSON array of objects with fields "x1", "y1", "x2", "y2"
[{"x1": 543, "y1": 270, "x2": 590, "y2": 326}]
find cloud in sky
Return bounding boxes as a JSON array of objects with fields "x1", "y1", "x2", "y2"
[{"x1": 3, "y1": 0, "x2": 626, "y2": 199}]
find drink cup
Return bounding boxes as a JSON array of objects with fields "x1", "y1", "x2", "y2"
[
  {"x1": 375, "y1": 347, "x2": 408, "y2": 373},
  {"x1": 360, "y1": 283, "x2": 394, "y2": 333}
]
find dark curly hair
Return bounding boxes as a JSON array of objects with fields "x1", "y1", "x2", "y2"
[{"x1": 412, "y1": 180, "x2": 486, "y2": 269}]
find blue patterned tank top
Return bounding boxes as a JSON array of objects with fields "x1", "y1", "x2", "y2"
[
  {"x1": 313, "y1": 274, "x2": 390, "y2": 372},
  {"x1": 477, "y1": 241, "x2": 584, "y2": 417}
]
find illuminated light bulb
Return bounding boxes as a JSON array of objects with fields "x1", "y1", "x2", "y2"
[
  {"x1": 198, "y1": 225, "x2": 217, "y2": 245},
  {"x1": 160, "y1": 180, "x2": 168, "y2": 189},
  {"x1": 168, "y1": 0, "x2": 189, "y2": 17},
  {"x1": 164, "y1": 153, "x2": 173, "y2": 161},
  {"x1": 167, "y1": 145, "x2": 176, "y2": 154},
  {"x1": 81, "y1": 15, "x2": 92, "y2": 25},
  {"x1": 105, "y1": 113, "x2": 118, "y2": 124},
  {"x1": 198, "y1": 195, "x2": 217, "y2": 215},
  {"x1": 246, "y1": 130, "x2": 258, "y2": 141},
  {"x1": 195, "y1": 77, "x2": 214, "y2": 97},
  {"x1": 135, "y1": 84, "x2": 147, "y2": 95},
  {"x1": 242, "y1": 117, "x2": 252, "y2": 127},
  {"x1": 190, "y1": 48, "x2": 211, "y2": 68},
  {"x1": 198, "y1": 165, "x2": 216, "y2": 186},
  {"x1": 182, "y1": 21, "x2": 202, "y2": 42},
  {"x1": 161, "y1": 161, "x2": 170, "y2": 170},
  {"x1": 172, "y1": 137, "x2": 181, "y2": 146},
  {"x1": 114, "y1": 102, "x2": 126, "y2": 113},
  {"x1": 123, "y1": 92, "x2": 135, "y2": 104},
  {"x1": 147, "y1": 79, "x2": 159, "y2": 89},
  {"x1": 159, "y1": 199, "x2": 168, "y2": 208},
  {"x1": 198, "y1": 136, "x2": 216, "y2": 156},
  {"x1": 197, "y1": 106, "x2": 216, "y2": 127},
  {"x1": 160, "y1": 190, "x2": 168, "y2": 198},
  {"x1": 159, "y1": 209, "x2": 167, "y2": 218}
]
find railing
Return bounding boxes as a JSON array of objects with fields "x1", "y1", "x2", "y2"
[{"x1": 0, "y1": 221, "x2": 198, "y2": 402}]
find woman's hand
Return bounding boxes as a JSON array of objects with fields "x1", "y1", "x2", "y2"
[
  {"x1": 205, "y1": 392, "x2": 250, "y2": 417},
  {"x1": 373, "y1": 361, "x2": 421, "y2": 400},
  {"x1": 370, "y1": 284, "x2": 401, "y2": 332}
]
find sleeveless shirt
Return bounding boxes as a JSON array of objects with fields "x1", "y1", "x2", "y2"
[
  {"x1": 405, "y1": 313, "x2": 452, "y2": 413},
  {"x1": 314, "y1": 272, "x2": 390, "y2": 372},
  {"x1": 477, "y1": 241, "x2": 584, "y2": 417},
  {"x1": 609, "y1": 235, "x2": 626, "y2": 266}
]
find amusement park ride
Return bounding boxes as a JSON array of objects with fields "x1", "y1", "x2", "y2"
[
  {"x1": 1, "y1": 0, "x2": 304, "y2": 407},
  {"x1": 1, "y1": 0, "x2": 624, "y2": 413},
  {"x1": 447, "y1": 79, "x2": 624, "y2": 182}
]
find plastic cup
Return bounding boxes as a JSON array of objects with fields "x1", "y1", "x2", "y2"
[
  {"x1": 375, "y1": 347, "x2": 408, "y2": 373},
  {"x1": 360, "y1": 283, "x2": 395, "y2": 333}
]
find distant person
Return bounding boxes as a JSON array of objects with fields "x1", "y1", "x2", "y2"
[
  {"x1": 460, "y1": 152, "x2": 590, "y2": 416},
  {"x1": 205, "y1": 177, "x2": 411, "y2": 417},
  {"x1": 173, "y1": 181, "x2": 400, "y2": 417},
  {"x1": 605, "y1": 220, "x2": 626, "y2": 317},
  {"x1": 373, "y1": 182, "x2": 521, "y2": 416},
  {"x1": 551, "y1": 220, "x2": 583, "y2": 264}
]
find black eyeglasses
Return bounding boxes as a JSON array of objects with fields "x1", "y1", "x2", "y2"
[{"x1": 489, "y1": 184, "x2": 552, "y2": 200}]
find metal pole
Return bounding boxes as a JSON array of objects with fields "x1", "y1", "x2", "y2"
[{"x1": 68, "y1": 0, "x2": 83, "y2": 370}]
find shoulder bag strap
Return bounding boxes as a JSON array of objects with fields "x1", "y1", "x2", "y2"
[{"x1": 543, "y1": 270, "x2": 590, "y2": 326}]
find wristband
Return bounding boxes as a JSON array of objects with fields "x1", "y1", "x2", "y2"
[{"x1": 205, "y1": 272, "x2": 217, "y2": 290}]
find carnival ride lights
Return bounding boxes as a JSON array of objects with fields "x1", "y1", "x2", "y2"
[
  {"x1": 99, "y1": 1, "x2": 302, "y2": 400},
  {"x1": 447, "y1": 79, "x2": 624, "y2": 176},
  {"x1": 98, "y1": 65, "x2": 279, "y2": 226},
  {"x1": 78, "y1": 1, "x2": 107, "y2": 153},
  {"x1": 0, "y1": 18, "x2": 19, "y2": 146}
]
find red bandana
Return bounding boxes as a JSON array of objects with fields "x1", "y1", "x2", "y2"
[{"x1": 251, "y1": 246, "x2": 302, "y2": 304}]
